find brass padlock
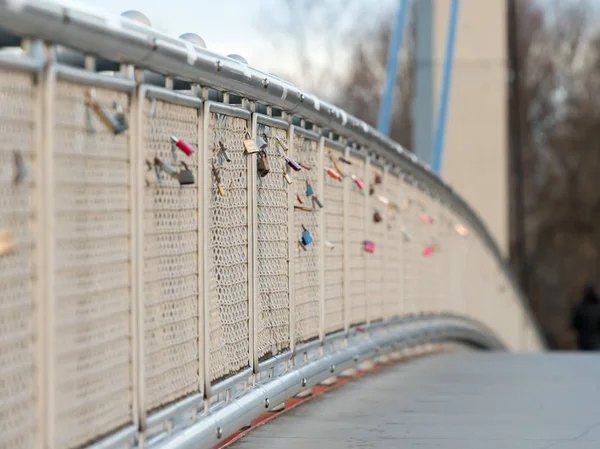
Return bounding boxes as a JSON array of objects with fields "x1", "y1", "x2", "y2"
[
  {"x1": 145, "y1": 160, "x2": 158, "y2": 186},
  {"x1": 178, "y1": 161, "x2": 195, "y2": 185},
  {"x1": 211, "y1": 161, "x2": 225, "y2": 196},
  {"x1": 283, "y1": 167, "x2": 292, "y2": 185},
  {"x1": 257, "y1": 150, "x2": 270, "y2": 177},
  {"x1": 0, "y1": 228, "x2": 15, "y2": 256}
]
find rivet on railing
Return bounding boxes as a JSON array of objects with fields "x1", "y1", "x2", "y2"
[
  {"x1": 216, "y1": 60, "x2": 222, "y2": 71},
  {"x1": 216, "y1": 427, "x2": 223, "y2": 439},
  {"x1": 264, "y1": 398, "x2": 270, "y2": 408},
  {"x1": 263, "y1": 78, "x2": 269, "y2": 89},
  {"x1": 301, "y1": 378, "x2": 307, "y2": 387}
]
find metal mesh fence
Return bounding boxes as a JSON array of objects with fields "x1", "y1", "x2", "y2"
[
  {"x1": 0, "y1": 70, "x2": 37, "y2": 449},
  {"x1": 292, "y1": 132, "x2": 321, "y2": 344},
  {"x1": 366, "y1": 164, "x2": 386, "y2": 321},
  {"x1": 142, "y1": 98, "x2": 200, "y2": 411},
  {"x1": 383, "y1": 173, "x2": 403, "y2": 319},
  {"x1": 207, "y1": 111, "x2": 249, "y2": 381},
  {"x1": 255, "y1": 124, "x2": 290, "y2": 359},
  {"x1": 52, "y1": 81, "x2": 132, "y2": 449},
  {"x1": 347, "y1": 153, "x2": 367, "y2": 325},
  {"x1": 322, "y1": 145, "x2": 345, "y2": 334}
]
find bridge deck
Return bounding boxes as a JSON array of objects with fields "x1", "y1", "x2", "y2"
[{"x1": 232, "y1": 353, "x2": 600, "y2": 448}]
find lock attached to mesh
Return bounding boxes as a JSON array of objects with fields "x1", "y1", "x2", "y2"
[
  {"x1": 283, "y1": 166, "x2": 292, "y2": 185},
  {"x1": 218, "y1": 140, "x2": 231, "y2": 162},
  {"x1": 312, "y1": 195, "x2": 324, "y2": 209},
  {"x1": 301, "y1": 225, "x2": 313, "y2": 246},
  {"x1": 373, "y1": 210, "x2": 383, "y2": 223},
  {"x1": 363, "y1": 240, "x2": 375, "y2": 253},
  {"x1": 305, "y1": 179, "x2": 314, "y2": 197},
  {"x1": 330, "y1": 156, "x2": 347, "y2": 178},
  {"x1": 0, "y1": 228, "x2": 15, "y2": 256},
  {"x1": 13, "y1": 151, "x2": 27, "y2": 185},
  {"x1": 211, "y1": 161, "x2": 225, "y2": 196},
  {"x1": 85, "y1": 94, "x2": 128, "y2": 135},
  {"x1": 178, "y1": 162, "x2": 195, "y2": 185},
  {"x1": 257, "y1": 150, "x2": 270, "y2": 177},
  {"x1": 154, "y1": 157, "x2": 178, "y2": 179}
]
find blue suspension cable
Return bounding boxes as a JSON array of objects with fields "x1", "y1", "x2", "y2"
[
  {"x1": 431, "y1": 0, "x2": 460, "y2": 174},
  {"x1": 377, "y1": 0, "x2": 408, "y2": 136}
]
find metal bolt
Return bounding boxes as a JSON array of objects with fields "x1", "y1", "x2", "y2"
[
  {"x1": 330, "y1": 365, "x2": 335, "y2": 373},
  {"x1": 264, "y1": 398, "x2": 270, "y2": 408},
  {"x1": 299, "y1": 93, "x2": 305, "y2": 102},
  {"x1": 353, "y1": 354, "x2": 359, "y2": 363},
  {"x1": 263, "y1": 78, "x2": 269, "y2": 89},
  {"x1": 301, "y1": 378, "x2": 307, "y2": 387},
  {"x1": 216, "y1": 60, "x2": 222, "y2": 72},
  {"x1": 216, "y1": 427, "x2": 223, "y2": 439},
  {"x1": 151, "y1": 38, "x2": 158, "y2": 51}
]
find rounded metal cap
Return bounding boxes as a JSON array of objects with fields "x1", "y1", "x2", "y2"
[
  {"x1": 179, "y1": 33, "x2": 206, "y2": 49},
  {"x1": 121, "y1": 10, "x2": 152, "y2": 27},
  {"x1": 227, "y1": 54, "x2": 248, "y2": 64}
]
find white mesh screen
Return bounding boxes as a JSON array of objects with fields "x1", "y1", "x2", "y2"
[
  {"x1": 207, "y1": 112, "x2": 249, "y2": 381},
  {"x1": 142, "y1": 99, "x2": 200, "y2": 411},
  {"x1": 292, "y1": 133, "x2": 320, "y2": 344},
  {"x1": 322, "y1": 146, "x2": 345, "y2": 334},
  {"x1": 0, "y1": 70, "x2": 37, "y2": 449},
  {"x1": 383, "y1": 173, "x2": 403, "y2": 318},
  {"x1": 53, "y1": 81, "x2": 132, "y2": 449},
  {"x1": 347, "y1": 153, "x2": 367, "y2": 325},
  {"x1": 256, "y1": 125, "x2": 290, "y2": 359},
  {"x1": 366, "y1": 164, "x2": 385, "y2": 321}
]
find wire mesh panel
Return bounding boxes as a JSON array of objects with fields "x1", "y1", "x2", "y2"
[
  {"x1": 346, "y1": 152, "x2": 367, "y2": 325},
  {"x1": 292, "y1": 131, "x2": 321, "y2": 344},
  {"x1": 255, "y1": 122, "x2": 290, "y2": 359},
  {"x1": 206, "y1": 110, "x2": 249, "y2": 381},
  {"x1": 52, "y1": 81, "x2": 132, "y2": 448},
  {"x1": 366, "y1": 164, "x2": 386, "y2": 321},
  {"x1": 0, "y1": 70, "x2": 37, "y2": 449},
  {"x1": 322, "y1": 145, "x2": 345, "y2": 334},
  {"x1": 401, "y1": 181, "x2": 425, "y2": 314},
  {"x1": 142, "y1": 98, "x2": 200, "y2": 411},
  {"x1": 383, "y1": 172, "x2": 403, "y2": 318}
]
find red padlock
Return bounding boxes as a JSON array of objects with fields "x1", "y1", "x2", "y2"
[
  {"x1": 171, "y1": 135, "x2": 195, "y2": 156},
  {"x1": 326, "y1": 167, "x2": 342, "y2": 181},
  {"x1": 363, "y1": 240, "x2": 375, "y2": 253}
]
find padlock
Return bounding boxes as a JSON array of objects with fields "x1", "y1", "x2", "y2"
[
  {"x1": 154, "y1": 157, "x2": 178, "y2": 178},
  {"x1": 112, "y1": 101, "x2": 128, "y2": 133},
  {"x1": 339, "y1": 156, "x2": 352, "y2": 165},
  {"x1": 298, "y1": 240, "x2": 308, "y2": 251},
  {"x1": 373, "y1": 211, "x2": 383, "y2": 223},
  {"x1": 244, "y1": 138, "x2": 259, "y2": 154},
  {"x1": 402, "y1": 229, "x2": 413, "y2": 242},
  {"x1": 13, "y1": 151, "x2": 27, "y2": 184},
  {"x1": 145, "y1": 160, "x2": 158, "y2": 186},
  {"x1": 178, "y1": 161, "x2": 195, "y2": 185},
  {"x1": 211, "y1": 162, "x2": 225, "y2": 196},
  {"x1": 85, "y1": 95, "x2": 127, "y2": 135},
  {"x1": 298, "y1": 161, "x2": 311, "y2": 170},
  {"x1": 275, "y1": 136, "x2": 288, "y2": 151},
  {"x1": 326, "y1": 167, "x2": 342, "y2": 181},
  {"x1": 423, "y1": 245, "x2": 434, "y2": 257},
  {"x1": 287, "y1": 158, "x2": 302, "y2": 172},
  {"x1": 301, "y1": 225, "x2": 313, "y2": 246},
  {"x1": 0, "y1": 228, "x2": 15, "y2": 256},
  {"x1": 294, "y1": 206, "x2": 313, "y2": 212},
  {"x1": 331, "y1": 156, "x2": 347, "y2": 178},
  {"x1": 325, "y1": 240, "x2": 335, "y2": 250},
  {"x1": 257, "y1": 133, "x2": 268, "y2": 151},
  {"x1": 296, "y1": 194, "x2": 304, "y2": 204},
  {"x1": 170, "y1": 135, "x2": 196, "y2": 156},
  {"x1": 257, "y1": 150, "x2": 270, "y2": 177},
  {"x1": 351, "y1": 174, "x2": 364, "y2": 190},
  {"x1": 283, "y1": 167, "x2": 292, "y2": 185},
  {"x1": 420, "y1": 213, "x2": 434, "y2": 224},
  {"x1": 377, "y1": 195, "x2": 389, "y2": 205},
  {"x1": 455, "y1": 224, "x2": 469, "y2": 236},
  {"x1": 312, "y1": 195, "x2": 324, "y2": 209},
  {"x1": 218, "y1": 140, "x2": 231, "y2": 162},
  {"x1": 305, "y1": 180, "x2": 314, "y2": 197},
  {"x1": 374, "y1": 174, "x2": 382, "y2": 185},
  {"x1": 363, "y1": 240, "x2": 375, "y2": 253}
]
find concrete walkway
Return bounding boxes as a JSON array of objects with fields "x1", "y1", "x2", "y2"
[{"x1": 231, "y1": 353, "x2": 600, "y2": 448}]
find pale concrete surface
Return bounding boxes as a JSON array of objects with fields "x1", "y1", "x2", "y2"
[
  {"x1": 433, "y1": 0, "x2": 509, "y2": 255},
  {"x1": 231, "y1": 353, "x2": 600, "y2": 448}
]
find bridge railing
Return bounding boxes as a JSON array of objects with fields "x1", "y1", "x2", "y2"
[{"x1": 0, "y1": 1, "x2": 545, "y2": 449}]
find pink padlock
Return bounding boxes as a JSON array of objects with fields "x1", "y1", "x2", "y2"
[{"x1": 423, "y1": 245, "x2": 434, "y2": 257}]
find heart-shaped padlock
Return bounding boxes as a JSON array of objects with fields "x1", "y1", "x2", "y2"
[{"x1": 178, "y1": 161, "x2": 195, "y2": 185}]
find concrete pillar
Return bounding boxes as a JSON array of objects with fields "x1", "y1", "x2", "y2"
[{"x1": 433, "y1": 0, "x2": 508, "y2": 254}]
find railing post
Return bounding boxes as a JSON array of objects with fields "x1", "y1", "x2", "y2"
[
  {"x1": 318, "y1": 136, "x2": 326, "y2": 343},
  {"x1": 287, "y1": 124, "x2": 296, "y2": 354},
  {"x1": 343, "y1": 146, "x2": 351, "y2": 334}
]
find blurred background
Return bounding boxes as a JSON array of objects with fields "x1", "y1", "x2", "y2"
[{"x1": 79, "y1": 0, "x2": 599, "y2": 350}]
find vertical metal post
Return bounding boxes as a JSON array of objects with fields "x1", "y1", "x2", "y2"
[
  {"x1": 413, "y1": 0, "x2": 434, "y2": 165},
  {"x1": 377, "y1": 0, "x2": 408, "y2": 136},
  {"x1": 318, "y1": 137, "x2": 326, "y2": 343},
  {"x1": 288, "y1": 125, "x2": 296, "y2": 354},
  {"x1": 250, "y1": 113, "x2": 259, "y2": 371},
  {"x1": 202, "y1": 102, "x2": 212, "y2": 396},
  {"x1": 364, "y1": 156, "x2": 371, "y2": 325},
  {"x1": 431, "y1": 0, "x2": 460, "y2": 174},
  {"x1": 196, "y1": 95, "x2": 205, "y2": 395},
  {"x1": 342, "y1": 147, "x2": 351, "y2": 334}
]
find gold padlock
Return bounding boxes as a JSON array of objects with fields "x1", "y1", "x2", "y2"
[
  {"x1": 0, "y1": 228, "x2": 15, "y2": 256},
  {"x1": 257, "y1": 150, "x2": 270, "y2": 177}
]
